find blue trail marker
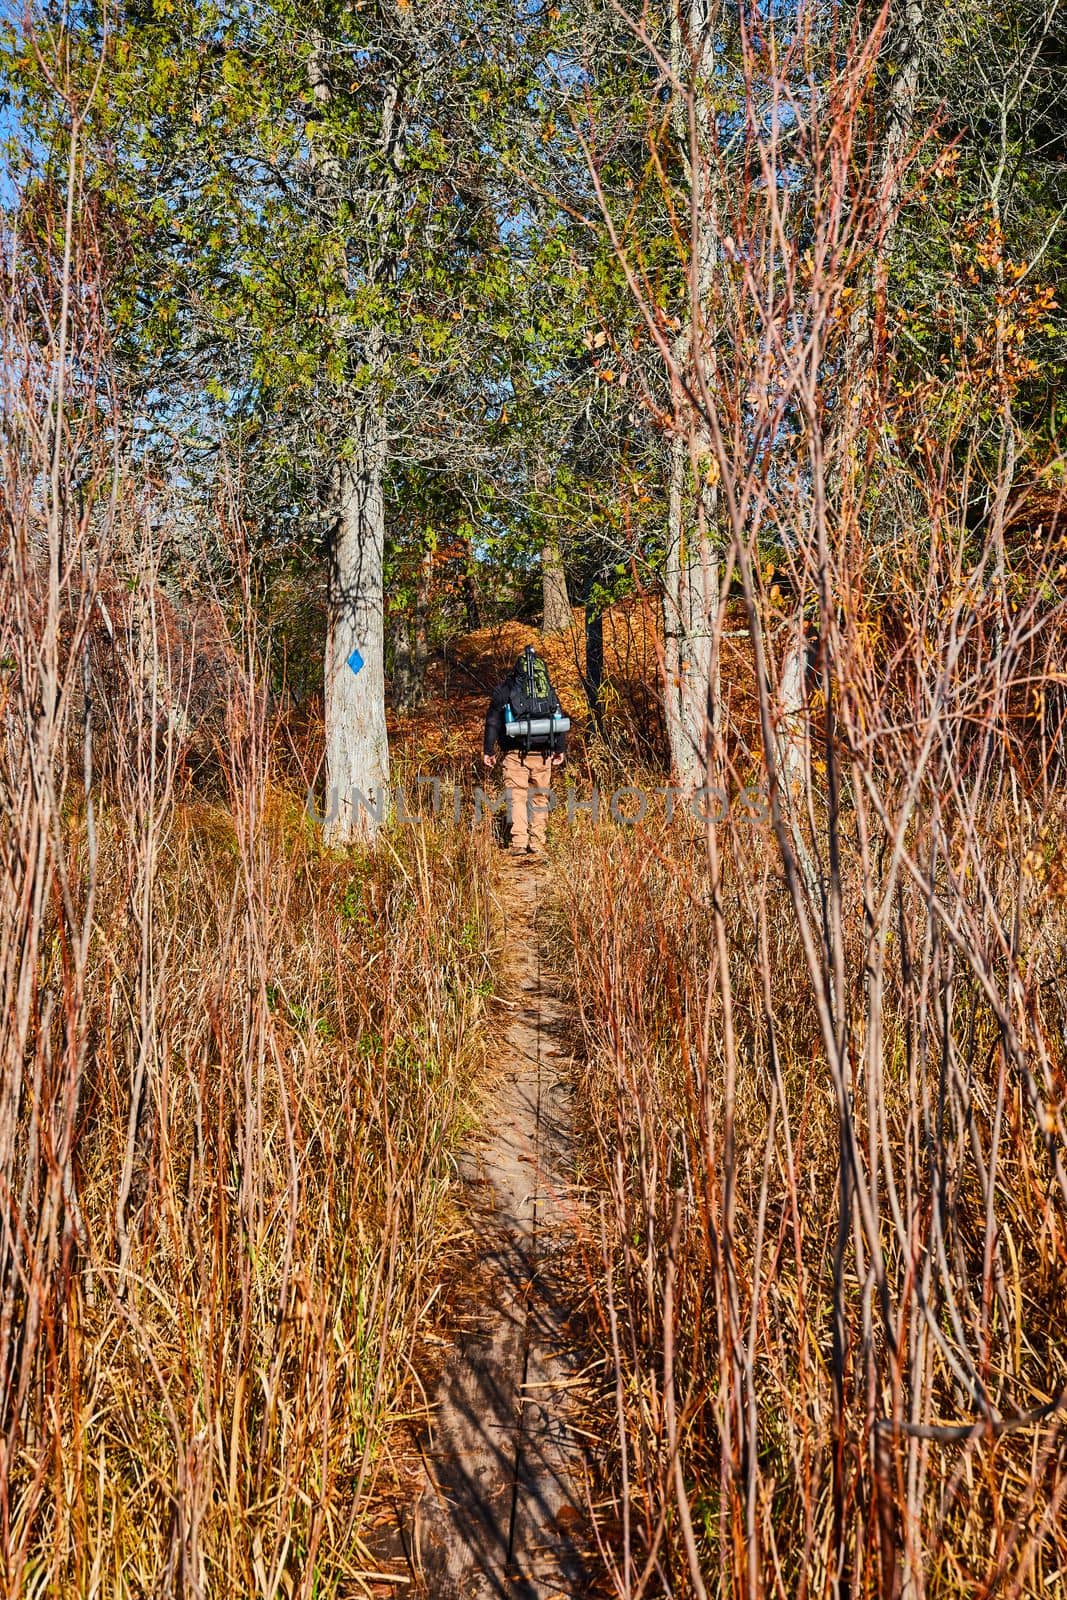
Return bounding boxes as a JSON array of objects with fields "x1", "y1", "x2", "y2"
[{"x1": 347, "y1": 647, "x2": 365, "y2": 676}]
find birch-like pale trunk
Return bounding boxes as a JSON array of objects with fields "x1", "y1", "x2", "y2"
[
  {"x1": 664, "y1": 432, "x2": 686, "y2": 776},
  {"x1": 665, "y1": 437, "x2": 718, "y2": 793},
  {"x1": 777, "y1": 619, "x2": 817, "y2": 898},
  {"x1": 310, "y1": 38, "x2": 400, "y2": 844},
  {"x1": 663, "y1": 0, "x2": 719, "y2": 794},
  {"x1": 324, "y1": 402, "x2": 390, "y2": 844}
]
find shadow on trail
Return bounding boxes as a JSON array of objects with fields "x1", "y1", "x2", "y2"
[{"x1": 390, "y1": 863, "x2": 597, "y2": 1599}]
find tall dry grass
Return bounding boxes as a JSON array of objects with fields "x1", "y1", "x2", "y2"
[
  {"x1": 42, "y1": 789, "x2": 496, "y2": 1597},
  {"x1": 0, "y1": 147, "x2": 499, "y2": 1595},
  {"x1": 1, "y1": 565, "x2": 498, "y2": 1594},
  {"x1": 553, "y1": 791, "x2": 1067, "y2": 1597}
]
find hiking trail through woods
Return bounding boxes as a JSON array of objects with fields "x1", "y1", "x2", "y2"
[{"x1": 370, "y1": 856, "x2": 596, "y2": 1598}]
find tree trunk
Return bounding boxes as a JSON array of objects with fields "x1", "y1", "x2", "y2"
[
  {"x1": 309, "y1": 40, "x2": 396, "y2": 846},
  {"x1": 413, "y1": 550, "x2": 430, "y2": 705},
  {"x1": 391, "y1": 550, "x2": 430, "y2": 713},
  {"x1": 662, "y1": 0, "x2": 720, "y2": 796},
  {"x1": 664, "y1": 434, "x2": 717, "y2": 792},
  {"x1": 542, "y1": 539, "x2": 571, "y2": 633},
  {"x1": 324, "y1": 405, "x2": 390, "y2": 844},
  {"x1": 681, "y1": 510, "x2": 717, "y2": 792},
  {"x1": 777, "y1": 620, "x2": 817, "y2": 896},
  {"x1": 664, "y1": 435, "x2": 685, "y2": 779},
  {"x1": 462, "y1": 569, "x2": 481, "y2": 633},
  {"x1": 391, "y1": 611, "x2": 415, "y2": 713},
  {"x1": 584, "y1": 595, "x2": 605, "y2": 738}
]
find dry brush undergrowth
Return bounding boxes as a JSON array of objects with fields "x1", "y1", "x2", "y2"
[
  {"x1": 551, "y1": 789, "x2": 1067, "y2": 1598},
  {"x1": 3, "y1": 746, "x2": 498, "y2": 1597},
  {"x1": 4, "y1": 740, "x2": 498, "y2": 1598}
]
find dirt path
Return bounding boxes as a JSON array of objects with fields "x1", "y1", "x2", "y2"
[{"x1": 377, "y1": 857, "x2": 592, "y2": 1597}]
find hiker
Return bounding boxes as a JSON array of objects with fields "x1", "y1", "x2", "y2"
[{"x1": 482, "y1": 646, "x2": 570, "y2": 856}]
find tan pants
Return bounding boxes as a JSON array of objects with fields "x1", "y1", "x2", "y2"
[{"x1": 502, "y1": 751, "x2": 554, "y2": 853}]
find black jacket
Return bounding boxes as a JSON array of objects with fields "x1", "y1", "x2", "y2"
[{"x1": 483, "y1": 677, "x2": 568, "y2": 757}]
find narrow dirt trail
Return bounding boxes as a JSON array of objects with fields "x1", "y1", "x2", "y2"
[{"x1": 381, "y1": 856, "x2": 593, "y2": 1597}]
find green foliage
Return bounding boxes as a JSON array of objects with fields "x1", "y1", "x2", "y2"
[{"x1": 4, "y1": 0, "x2": 1063, "y2": 648}]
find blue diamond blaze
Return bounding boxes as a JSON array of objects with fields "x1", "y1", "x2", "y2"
[{"x1": 347, "y1": 647, "x2": 365, "y2": 676}]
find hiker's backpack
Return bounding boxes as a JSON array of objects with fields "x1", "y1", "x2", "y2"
[{"x1": 504, "y1": 646, "x2": 571, "y2": 750}]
